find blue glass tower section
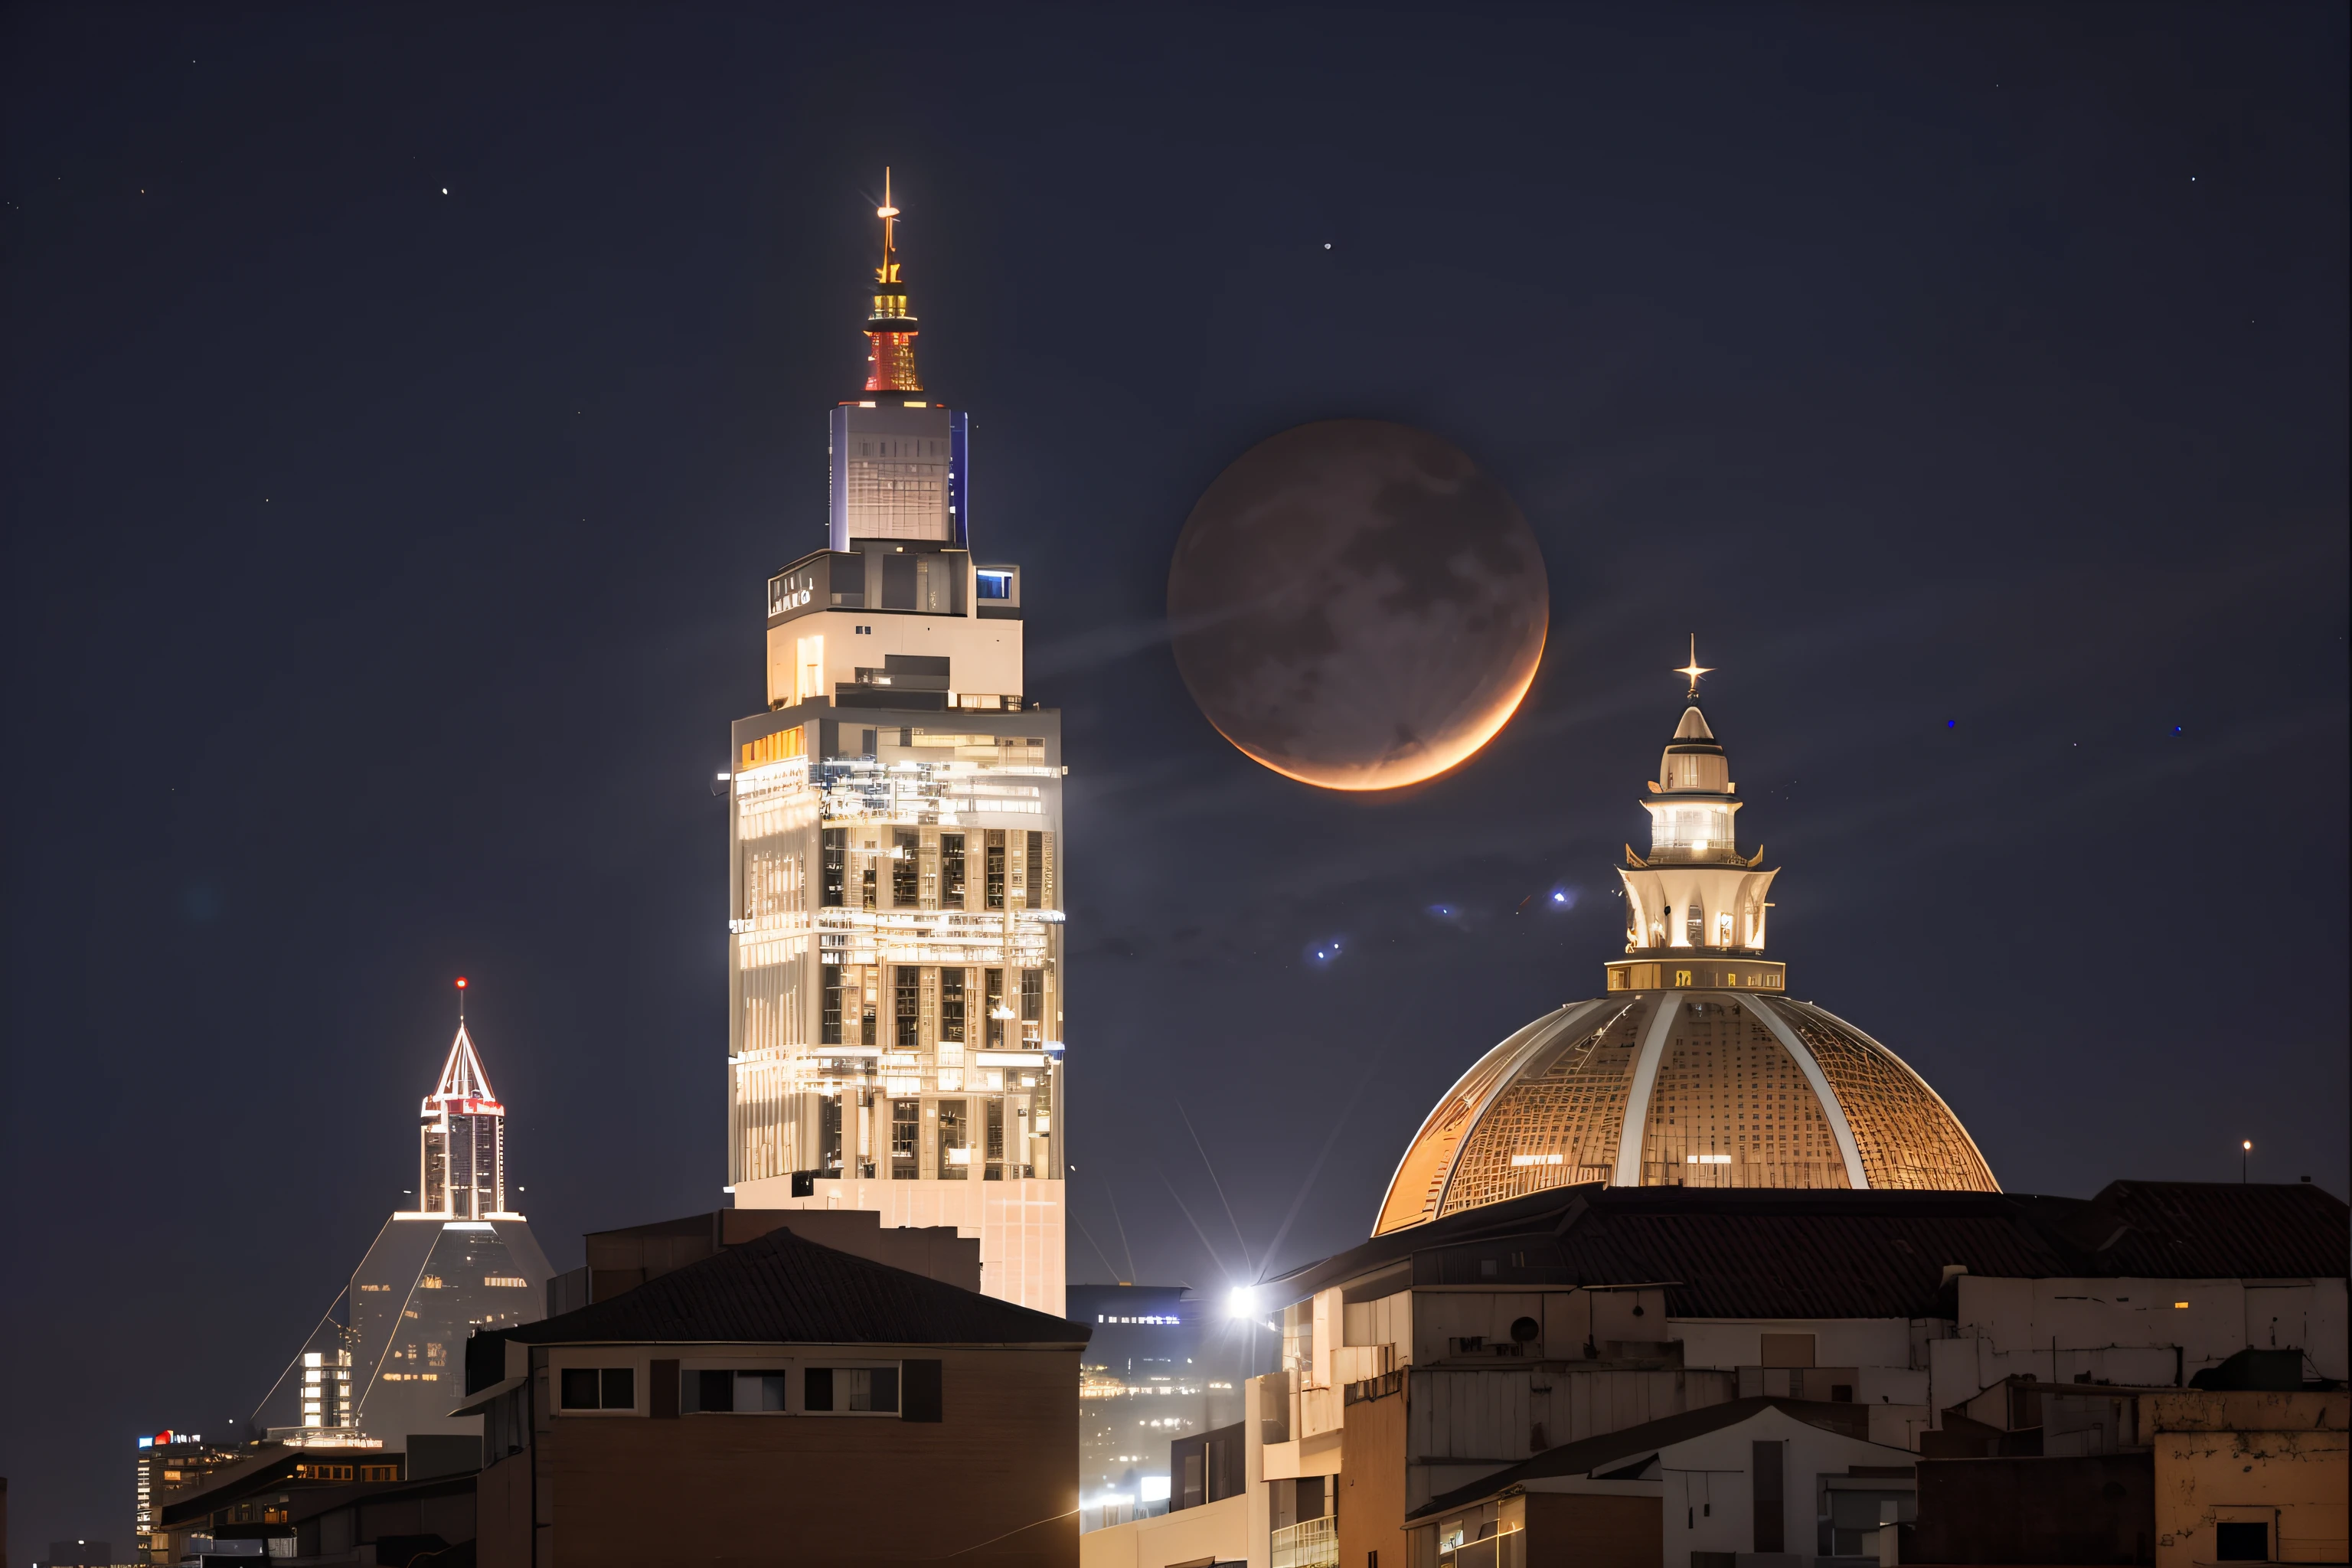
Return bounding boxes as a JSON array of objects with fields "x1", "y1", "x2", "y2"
[{"x1": 950, "y1": 408, "x2": 970, "y2": 547}]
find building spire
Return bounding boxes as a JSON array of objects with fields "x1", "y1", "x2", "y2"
[
  {"x1": 864, "y1": 167, "x2": 923, "y2": 394},
  {"x1": 413, "y1": 982, "x2": 512, "y2": 1220},
  {"x1": 1674, "y1": 634, "x2": 1712, "y2": 700}
]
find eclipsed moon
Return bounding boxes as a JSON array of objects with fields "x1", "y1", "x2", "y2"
[{"x1": 1167, "y1": 420, "x2": 1549, "y2": 791}]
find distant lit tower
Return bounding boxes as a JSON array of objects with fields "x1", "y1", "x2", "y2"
[
  {"x1": 255, "y1": 981, "x2": 552, "y2": 1448},
  {"x1": 725, "y1": 174, "x2": 1064, "y2": 1315},
  {"x1": 416, "y1": 981, "x2": 510, "y2": 1220}
]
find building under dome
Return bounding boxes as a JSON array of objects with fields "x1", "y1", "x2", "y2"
[{"x1": 1374, "y1": 649, "x2": 1995, "y2": 1236}]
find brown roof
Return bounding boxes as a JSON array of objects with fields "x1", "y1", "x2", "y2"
[
  {"x1": 1269, "y1": 1181, "x2": 2347, "y2": 1319},
  {"x1": 1409, "y1": 1396, "x2": 1874, "y2": 1520},
  {"x1": 466, "y1": 1223, "x2": 1085, "y2": 1394}
]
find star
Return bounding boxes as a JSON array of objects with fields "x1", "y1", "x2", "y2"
[{"x1": 1674, "y1": 634, "x2": 1711, "y2": 697}]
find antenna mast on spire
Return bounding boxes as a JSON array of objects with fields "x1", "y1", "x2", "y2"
[{"x1": 877, "y1": 166, "x2": 900, "y2": 282}]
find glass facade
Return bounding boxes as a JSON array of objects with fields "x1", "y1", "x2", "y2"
[
  {"x1": 256, "y1": 1214, "x2": 551, "y2": 1446},
  {"x1": 135, "y1": 1435, "x2": 243, "y2": 1565},
  {"x1": 843, "y1": 433, "x2": 949, "y2": 539},
  {"x1": 727, "y1": 724, "x2": 1064, "y2": 1194}
]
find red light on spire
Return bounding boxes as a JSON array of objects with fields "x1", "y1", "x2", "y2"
[{"x1": 456, "y1": 977, "x2": 468, "y2": 989}]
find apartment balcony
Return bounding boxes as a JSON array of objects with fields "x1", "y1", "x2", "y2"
[{"x1": 1272, "y1": 1516, "x2": 1339, "y2": 1568}]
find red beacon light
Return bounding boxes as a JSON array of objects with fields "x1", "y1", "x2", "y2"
[{"x1": 456, "y1": 977, "x2": 467, "y2": 988}]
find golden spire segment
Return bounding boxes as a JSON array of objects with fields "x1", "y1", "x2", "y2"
[
  {"x1": 862, "y1": 166, "x2": 922, "y2": 393},
  {"x1": 1674, "y1": 634, "x2": 1713, "y2": 699},
  {"x1": 875, "y1": 166, "x2": 901, "y2": 286}
]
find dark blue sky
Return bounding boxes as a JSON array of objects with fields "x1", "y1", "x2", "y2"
[{"x1": 5, "y1": 2, "x2": 2344, "y2": 1550}]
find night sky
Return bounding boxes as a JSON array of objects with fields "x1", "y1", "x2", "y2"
[{"x1": 4, "y1": 4, "x2": 2345, "y2": 1550}]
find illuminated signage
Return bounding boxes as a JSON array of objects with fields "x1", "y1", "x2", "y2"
[{"x1": 769, "y1": 572, "x2": 816, "y2": 616}]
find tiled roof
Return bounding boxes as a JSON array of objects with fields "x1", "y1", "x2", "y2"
[
  {"x1": 2073, "y1": 1181, "x2": 2350, "y2": 1279},
  {"x1": 1270, "y1": 1181, "x2": 2347, "y2": 1318},
  {"x1": 1408, "y1": 1396, "x2": 1873, "y2": 1520},
  {"x1": 466, "y1": 1224, "x2": 1085, "y2": 1394}
]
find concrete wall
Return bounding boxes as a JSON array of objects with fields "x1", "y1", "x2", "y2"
[
  {"x1": 1525, "y1": 1491, "x2": 1661, "y2": 1568},
  {"x1": 1409, "y1": 1367, "x2": 1736, "y2": 1470},
  {"x1": 475, "y1": 1451, "x2": 528, "y2": 1568},
  {"x1": 1913, "y1": 1452, "x2": 2156, "y2": 1563},
  {"x1": 1341, "y1": 1380, "x2": 1411, "y2": 1568},
  {"x1": 1671, "y1": 1317, "x2": 1913, "y2": 1373},
  {"x1": 2148, "y1": 1390, "x2": 2348, "y2": 1568},
  {"x1": 1657, "y1": 1405, "x2": 1915, "y2": 1564},
  {"x1": 1956, "y1": 1277, "x2": 2348, "y2": 1384},
  {"x1": 1077, "y1": 1494, "x2": 1247, "y2": 1568}
]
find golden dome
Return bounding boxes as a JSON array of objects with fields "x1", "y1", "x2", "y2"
[{"x1": 1372, "y1": 991, "x2": 1998, "y2": 1237}]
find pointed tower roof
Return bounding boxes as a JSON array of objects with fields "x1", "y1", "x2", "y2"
[
  {"x1": 430, "y1": 1022, "x2": 498, "y2": 1105},
  {"x1": 1673, "y1": 706, "x2": 1715, "y2": 741}
]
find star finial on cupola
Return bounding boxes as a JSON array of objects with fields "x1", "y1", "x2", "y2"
[{"x1": 1674, "y1": 634, "x2": 1713, "y2": 700}]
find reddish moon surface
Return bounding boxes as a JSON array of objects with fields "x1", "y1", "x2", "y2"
[{"x1": 1167, "y1": 420, "x2": 1549, "y2": 791}]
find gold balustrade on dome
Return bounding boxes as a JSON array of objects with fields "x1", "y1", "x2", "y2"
[{"x1": 1606, "y1": 957, "x2": 1785, "y2": 992}]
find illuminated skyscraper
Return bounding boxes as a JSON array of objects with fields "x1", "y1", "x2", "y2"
[
  {"x1": 724, "y1": 176, "x2": 1064, "y2": 1315},
  {"x1": 256, "y1": 988, "x2": 551, "y2": 1446},
  {"x1": 132, "y1": 1430, "x2": 241, "y2": 1566}
]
